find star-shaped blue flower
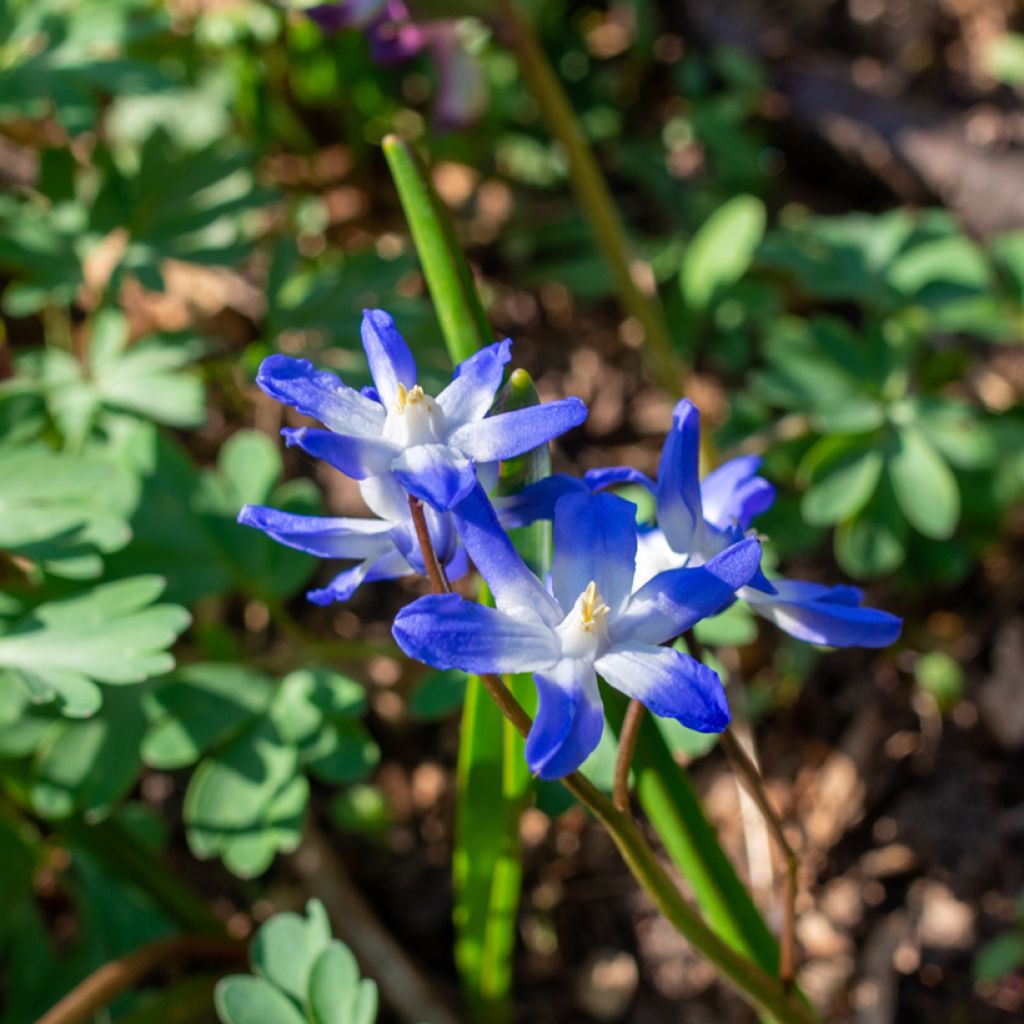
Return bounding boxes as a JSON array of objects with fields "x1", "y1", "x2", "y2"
[
  {"x1": 257, "y1": 308, "x2": 587, "y2": 512},
  {"x1": 500, "y1": 399, "x2": 901, "y2": 649},
  {"x1": 238, "y1": 472, "x2": 468, "y2": 605},
  {"x1": 393, "y1": 484, "x2": 762, "y2": 779}
]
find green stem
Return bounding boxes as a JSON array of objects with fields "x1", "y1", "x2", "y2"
[
  {"x1": 498, "y1": 0, "x2": 681, "y2": 393},
  {"x1": 405, "y1": 506, "x2": 819, "y2": 1024}
]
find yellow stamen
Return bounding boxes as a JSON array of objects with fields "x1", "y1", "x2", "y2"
[
  {"x1": 580, "y1": 580, "x2": 608, "y2": 630},
  {"x1": 395, "y1": 382, "x2": 408, "y2": 411}
]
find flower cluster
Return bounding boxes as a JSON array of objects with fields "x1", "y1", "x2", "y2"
[
  {"x1": 241, "y1": 310, "x2": 901, "y2": 778},
  {"x1": 300, "y1": 1, "x2": 487, "y2": 130}
]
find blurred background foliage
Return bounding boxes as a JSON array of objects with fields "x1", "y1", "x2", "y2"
[{"x1": 2, "y1": 0, "x2": 1024, "y2": 1021}]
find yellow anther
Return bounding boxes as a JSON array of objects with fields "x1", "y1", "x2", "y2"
[
  {"x1": 407, "y1": 384, "x2": 426, "y2": 404},
  {"x1": 395, "y1": 382, "x2": 408, "y2": 411},
  {"x1": 580, "y1": 580, "x2": 608, "y2": 630}
]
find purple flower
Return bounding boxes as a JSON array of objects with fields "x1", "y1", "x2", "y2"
[
  {"x1": 257, "y1": 309, "x2": 587, "y2": 513},
  {"x1": 393, "y1": 484, "x2": 762, "y2": 778}
]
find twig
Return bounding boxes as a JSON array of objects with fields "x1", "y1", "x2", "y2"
[
  {"x1": 36, "y1": 936, "x2": 244, "y2": 1024},
  {"x1": 289, "y1": 819, "x2": 462, "y2": 1024},
  {"x1": 407, "y1": 495, "x2": 451, "y2": 593},
  {"x1": 612, "y1": 699, "x2": 645, "y2": 813},
  {"x1": 407, "y1": 501, "x2": 820, "y2": 1023},
  {"x1": 719, "y1": 728, "x2": 799, "y2": 990}
]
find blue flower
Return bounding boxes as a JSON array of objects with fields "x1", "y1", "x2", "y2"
[
  {"x1": 257, "y1": 309, "x2": 587, "y2": 512},
  {"x1": 500, "y1": 399, "x2": 901, "y2": 649},
  {"x1": 393, "y1": 484, "x2": 762, "y2": 779},
  {"x1": 238, "y1": 473, "x2": 468, "y2": 605}
]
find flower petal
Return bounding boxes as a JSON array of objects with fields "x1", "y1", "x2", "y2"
[
  {"x1": 361, "y1": 308, "x2": 417, "y2": 407},
  {"x1": 453, "y1": 484, "x2": 562, "y2": 626},
  {"x1": 256, "y1": 355, "x2": 384, "y2": 437},
  {"x1": 583, "y1": 466, "x2": 657, "y2": 493},
  {"x1": 552, "y1": 491, "x2": 638, "y2": 618},
  {"x1": 391, "y1": 443, "x2": 477, "y2": 510},
  {"x1": 307, "y1": 549, "x2": 412, "y2": 606},
  {"x1": 700, "y1": 455, "x2": 775, "y2": 531},
  {"x1": 393, "y1": 593, "x2": 560, "y2": 673},
  {"x1": 525, "y1": 658, "x2": 604, "y2": 780},
  {"x1": 494, "y1": 473, "x2": 587, "y2": 529},
  {"x1": 614, "y1": 536, "x2": 762, "y2": 645},
  {"x1": 237, "y1": 505, "x2": 395, "y2": 559},
  {"x1": 656, "y1": 399, "x2": 704, "y2": 554},
  {"x1": 436, "y1": 339, "x2": 511, "y2": 428},
  {"x1": 282, "y1": 427, "x2": 399, "y2": 479},
  {"x1": 448, "y1": 397, "x2": 587, "y2": 462},
  {"x1": 741, "y1": 579, "x2": 902, "y2": 648},
  {"x1": 596, "y1": 642, "x2": 730, "y2": 733}
]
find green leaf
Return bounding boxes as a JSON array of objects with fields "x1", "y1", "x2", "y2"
[
  {"x1": 604, "y1": 690, "x2": 778, "y2": 973},
  {"x1": 974, "y1": 931, "x2": 1024, "y2": 984},
  {"x1": 0, "y1": 577, "x2": 190, "y2": 717},
  {"x1": 914, "y1": 651, "x2": 964, "y2": 713},
  {"x1": 382, "y1": 135, "x2": 493, "y2": 363},
  {"x1": 215, "y1": 977, "x2": 307, "y2": 1024},
  {"x1": 800, "y1": 435, "x2": 883, "y2": 526},
  {"x1": 680, "y1": 195, "x2": 766, "y2": 311},
  {"x1": 834, "y1": 479, "x2": 907, "y2": 578},
  {"x1": 408, "y1": 669, "x2": 467, "y2": 720},
  {"x1": 184, "y1": 718, "x2": 307, "y2": 878},
  {"x1": 251, "y1": 899, "x2": 332, "y2": 1004},
  {"x1": 142, "y1": 663, "x2": 274, "y2": 770},
  {"x1": 692, "y1": 602, "x2": 757, "y2": 647},
  {"x1": 888, "y1": 428, "x2": 960, "y2": 539},
  {"x1": 985, "y1": 32, "x2": 1024, "y2": 89},
  {"x1": 0, "y1": 444, "x2": 136, "y2": 578},
  {"x1": 30, "y1": 688, "x2": 147, "y2": 819},
  {"x1": 308, "y1": 943, "x2": 379, "y2": 1024}
]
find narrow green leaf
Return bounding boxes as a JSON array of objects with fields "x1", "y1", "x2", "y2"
[
  {"x1": 680, "y1": 195, "x2": 766, "y2": 311},
  {"x1": 888, "y1": 427, "x2": 960, "y2": 539},
  {"x1": 605, "y1": 691, "x2": 779, "y2": 975},
  {"x1": 382, "y1": 134, "x2": 492, "y2": 363}
]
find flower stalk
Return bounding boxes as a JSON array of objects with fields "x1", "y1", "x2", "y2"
[{"x1": 405, "y1": 496, "x2": 820, "y2": 1024}]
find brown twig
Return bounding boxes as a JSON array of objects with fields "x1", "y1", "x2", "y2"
[
  {"x1": 35, "y1": 935, "x2": 244, "y2": 1024},
  {"x1": 407, "y1": 495, "x2": 451, "y2": 593},
  {"x1": 612, "y1": 699, "x2": 646, "y2": 813},
  {"x1": 719, "y1": 728, "x2": 799, "y2": 990}
]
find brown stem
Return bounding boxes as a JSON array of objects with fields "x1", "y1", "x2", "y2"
[
  {"x1": 407, "y1": 494, "x2": 451, "y2": 593},
  {"x1": 406, "y1": 502, "x2": 819, "y2": 1023},
  {"x1": 612, "y1": 698, "x2": 645, "y2": 813},
  {"x1": 719, "y1": 728, "x2": 799, "y2": 990},
  {"x1": 36, "y1": 936, "x2": 244, "y2": 1024}
]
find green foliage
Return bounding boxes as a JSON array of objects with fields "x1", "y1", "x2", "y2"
[
  {"x1": 146, "y1": 664, "x2": 377, "y2": 877},
  {"x1": 216, "y1": 900, "x2": 378, "y2": 1024}
]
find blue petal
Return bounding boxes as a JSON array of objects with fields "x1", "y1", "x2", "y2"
[
  {"x1": 307, "y1": 549, "x2": 412, "y2": 605},
  {"x1": 361, "y1": 309, "x2": 417, "y2": 407},
  {"x1": 453, "y1": 483, "x2": 562, "y2": 626},
  {"x1": 583, "y1": 466, "x2": 657, "y2": 493},
  {"x1": 494, "y1": 474, "x2": 587, "y2": 529},
  {"x1": 436, "y1": 339, "x2": 511, "y2": 428},
  {"x1": 282, "y1": 427, "x2": 399, "y2": 478},
  {"x1": 391, "y1": 443, "x2": 477, "y2": 510},
  {"x1": 525, "y1": 658, "x2": 604, "y2": 780},
  {"x1": 393, "y1": 594, "x2": 560, "y2": 673},
  {"x1": 256, "y1": 355, "x2": 384, "y2": 437},
  {"x1": 614, "y1": 536, "x2": 763, "y2": 645},
  {"x1": 448, "y1": 397, "x2": 587, "y2": 461},
  {"x1": 743, "y1": 579, "x2": 902, "y2": 648},
  {"x1": 656, "y1": 399, "x2": 704, "y2": 554},
  {"x1": 237, "y1": 505, "x2": 395, "y2": 559},
  {"x1": 597, "y1": 642, "x2": 730, "y2": 732},
  {"x1": 551, "y1": 491, "x2": 638, "y2": 618},
  {"x1": 700, "y1": 455, "x2": 775, "y2": 531}
]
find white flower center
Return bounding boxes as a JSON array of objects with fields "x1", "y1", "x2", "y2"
[
  {"x1": 556, "y1": 580, "x2": 610, "y2": 660},
  {"x1": 383, "y1": 383, "x2": 447, "y2": 447}
]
